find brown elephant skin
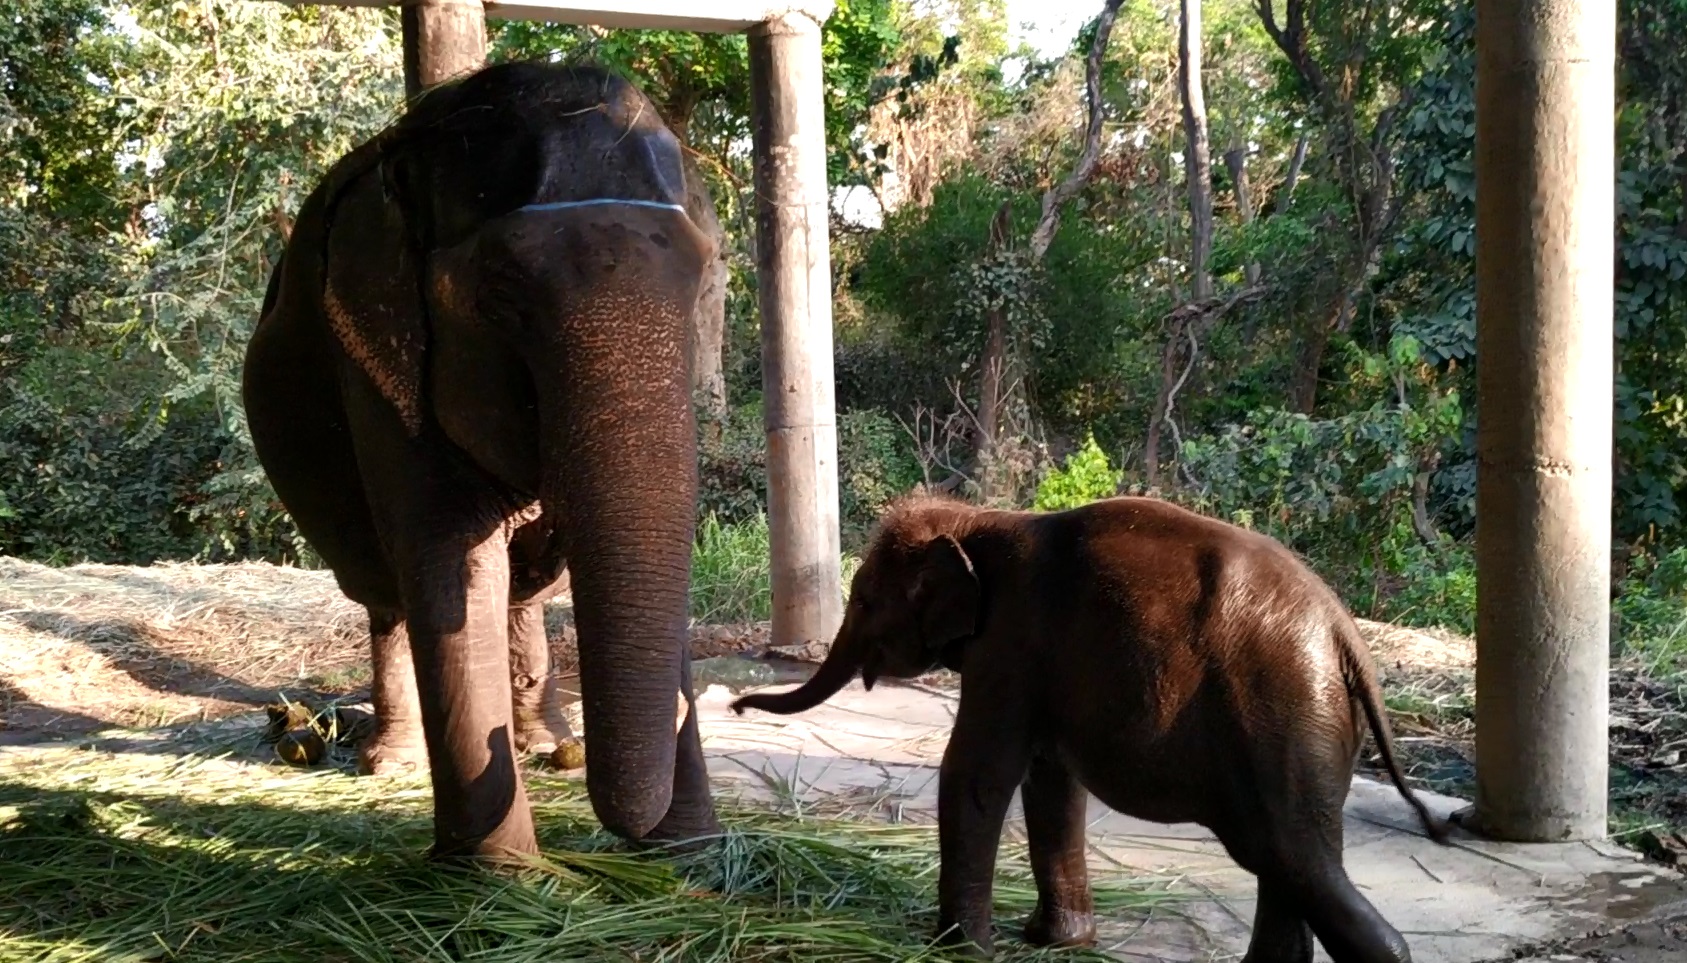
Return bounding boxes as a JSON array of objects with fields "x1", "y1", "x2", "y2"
[
  {"x1": 242, "y1": 62, "x2": 722, "y2": 862},
  {"x1": 731, "y1": 494, "x2": 1450, "y2": 962}
]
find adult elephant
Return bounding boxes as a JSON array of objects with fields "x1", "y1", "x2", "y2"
[{"x1": 242, "y1": 61, "x2": 721, "y2": 860}]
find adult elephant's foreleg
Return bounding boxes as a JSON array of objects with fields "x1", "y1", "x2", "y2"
[
  {"x1": 645, "y1": 646, "x2": 719, "y2": 847},
  {"x1": 509, "y1": 599, "x2": 572, "y2": 755},
  {"x1": 404, "y1": 533, "x2": 539, "y2": 861},
  {"x1": 358, "y1": 609, "x2": 430, "y2": 776}
]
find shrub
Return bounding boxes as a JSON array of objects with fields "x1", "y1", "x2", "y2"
[
  {"x1": 690, "y1": 513, "x2": 863, "y2": 626},
  {"x1": 836, "y1": 408, "x2": 923, "y2": 548},
  {"x1": 696, "y1": 402, "x2": 769, "y2": 527},
  {"x1": 0, "y1": 384, "x2": 226, "y2": 563},
  {"x1": 690, "y1": 513, "x2": 774, "y2": 624},
  {"x1": 1032, "y1": 433, "x2": 1122, "y2": 512},
  {"x1": 1369, "y1": 537, "x2": 1477, "y2": 636},
  {"x1": 1615, "y1": 546, "x2": 1687, "y2": 673}
]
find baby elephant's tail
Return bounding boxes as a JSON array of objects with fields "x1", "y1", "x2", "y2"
[{"x1": 1339, "y1": 618, "x2": 1452, "y2": 845}]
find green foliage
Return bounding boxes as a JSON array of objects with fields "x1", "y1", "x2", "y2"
[
  {"x1": 1032, "y1": 434, "x2": 1122, "y2": 512},
  {"x1": 690, "y1": 514, "x2": 864, "y2": 624},
  {"x1": 690, "y1": 513, "x2": 774, "y2": 624},
  {"x1": 697, "y1": 402, "x2": 771, "y2": 528},
  {"x1": 1615, "y1": 548, "x2": 1687, "y2": 674},
  {"x1": 837, "y1": 408, "x2": 924, "y2": 547},
  {"x1": 492, "y1": 0, "x2": 900, "y2": 187},
  {"x1": 698, "y1": 401, "x2": 922, "y2": 550},
  {"x1": 0, "y1": 384, "x2": 217, "y2": 563},
  {"x1": 1370, "y1": 537, "x2": 1477, "y2": 635}
]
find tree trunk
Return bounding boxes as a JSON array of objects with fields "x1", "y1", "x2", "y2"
[
  {"x1": 684, "y1": 150, "x2": 729, "y2": 421},
  {"x1": 1287, "y1": 302, "x2": 1336, "y2": 414},
  {"x1": 1224, "y1": 144, "x2": 1260, "y2": 285},
  {"x1": 1150, "y1": 0, "x2": 1212, "y2": 483},
  {"x1": 1276, "y1": 131, "x2": 1308, "y2": 214},
  {"x1": 1178, "y1": 0, "x2": 1214, "y2": 301},
  {"x1": 975, "y1": 202, "x2": 1012, "y2": 500},
  {"x1": 659, "y1": 105, "x2": 729, "y2": 424},
  {"x1": 1144, "y1": 315, "x2": 1187, "y2": 486},
  {"x1": 1028, "y1": 0, "x2": 1124, "y2": 262},
  {"x1": 401, "y1": 0, "x2": 485, "y2": 101}
]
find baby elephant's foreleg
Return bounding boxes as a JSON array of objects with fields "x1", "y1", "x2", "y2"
[
  {"x1": 1020, "y1": 752, "x2": 1096, "y2": 947},
  {"x1": 935, "y1": 704, "x2": 1032, "y2": 959}
]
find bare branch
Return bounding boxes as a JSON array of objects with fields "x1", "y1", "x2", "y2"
[{"x1": 1029, "y1": 0, "x2": 1124, "y2": 261}]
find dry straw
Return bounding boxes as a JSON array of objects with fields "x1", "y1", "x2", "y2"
[{"x1": 0, "y1": 743, "x2": 1180, "y2": 962}]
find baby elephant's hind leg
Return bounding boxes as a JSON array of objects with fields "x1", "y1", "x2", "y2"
[
  {"x1": 1225, "y1": 812, "x2": 1412, "y2": 963},
  {"x1": 1242, "y1": 879, "x2": 1315, "y2": 963},
  {"x1": 1020, "y1": 752, "x2": 1097, "y2": 948}
]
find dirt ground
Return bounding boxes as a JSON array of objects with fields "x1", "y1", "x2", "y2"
[{"x1": 0, "y1": 556, "x2": 767, "y2": 739}]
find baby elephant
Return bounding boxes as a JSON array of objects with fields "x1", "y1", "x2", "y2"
[{"x1": 732, "y1": 495, "x2": 1449, "y2": 962}]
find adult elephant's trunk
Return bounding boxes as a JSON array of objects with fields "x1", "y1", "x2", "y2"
[
  {"x1": 731, "y1": 612, "x2": 864, "y2": 716},
  {"x1": 531, "y1": 226, "x2": 705, "y2": 841}
]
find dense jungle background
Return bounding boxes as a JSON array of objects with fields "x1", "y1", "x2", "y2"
[{"x1": 2, "y1": 0, "x2": 1684, "y2": 658}]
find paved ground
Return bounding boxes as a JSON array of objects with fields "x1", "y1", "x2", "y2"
[{"x1": 694, "y1": 663, "x2": 1687, "y2": 963}]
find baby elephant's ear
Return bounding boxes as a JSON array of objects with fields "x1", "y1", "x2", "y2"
[{"x1": 912, "y1": 534, "x2": 980, "y2": 645}]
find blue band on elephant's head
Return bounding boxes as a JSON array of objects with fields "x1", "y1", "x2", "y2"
[{"x1": 515, "y1": 199, "x2": 688, "y2": 216}]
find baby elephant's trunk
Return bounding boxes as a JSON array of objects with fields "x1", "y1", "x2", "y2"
[{"x1": 731, "y1": 621, "x2": 861, "y2": 716}]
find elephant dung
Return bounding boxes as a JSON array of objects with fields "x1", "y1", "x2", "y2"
[
  {"x1": 549, "y1": 738, "x2": 587, "y2": 771},
  {"x1": 545, "y1": 690, "x2": 686, "y2": 771},
  {"x1": 275, "y1": 727, "x2": 326, "y2": 767},
  {"x1": 261, "y1": 701, "x2": 316, "y2": 743}
]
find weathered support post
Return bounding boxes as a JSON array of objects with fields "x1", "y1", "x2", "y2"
[
  {"x1": 402, "y1": 0, "x2": 487, "y2": 100},
  {"x1": 748, "y1": 7, "x2": 844, "y2": 648},
  {"x1": 1468, "y1": 0, "x2": 1614, "y2": 841}
]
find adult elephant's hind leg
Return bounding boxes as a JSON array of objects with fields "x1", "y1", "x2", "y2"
[
  {"x1": 509, "y1": 599, "x2": 572, "y2": 755},
  {"x1": 358, "y1": 609, "x2": 430, "y2": 776}
]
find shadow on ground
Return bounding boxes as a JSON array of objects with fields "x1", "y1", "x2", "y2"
[{"x1": 0, "y1": 749, "x2": 1169, "y2": 963}]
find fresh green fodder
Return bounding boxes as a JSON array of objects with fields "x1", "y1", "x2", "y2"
[{"x1": 0, "y1": 747, "x2": 1179, "y2": 962}]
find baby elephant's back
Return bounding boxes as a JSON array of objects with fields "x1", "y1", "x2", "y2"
[{"x1": 1029, "y1": 499, "x2": 1362, "y2": 819}]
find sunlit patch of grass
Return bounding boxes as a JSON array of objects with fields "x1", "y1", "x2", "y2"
[{"x1": 0, "y1": 747, "x2": 1180, "y2": 962}]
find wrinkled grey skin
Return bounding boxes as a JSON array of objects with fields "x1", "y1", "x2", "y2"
[{"x1": 242, "y1": 61, "x2": 721, "y2": 860}]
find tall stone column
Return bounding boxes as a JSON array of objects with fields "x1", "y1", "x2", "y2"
[
  {"x1": 748, "y1": 10, "x2": 844, "y2": 649},
  {"x1": 1468, "y1": 0, "x2": 1615, "y2": 842},
  {"x1": 402, "y1": 0, "x2": 486, "y2": 100}
]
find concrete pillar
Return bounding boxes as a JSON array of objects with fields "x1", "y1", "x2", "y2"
[
  {"x1": 748, "y1": 12, "x2": 844, "y2": 648},
  {"x1": 402, "y1": 0, "x2": 487, "y2": 100},
  {"x1": 1468, "y1": 0, "x2": 1614, "y2": 842}
]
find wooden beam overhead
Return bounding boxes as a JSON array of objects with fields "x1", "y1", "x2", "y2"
[{"x1": 280, "y1": 0, "x2": 833, "y2": 33}]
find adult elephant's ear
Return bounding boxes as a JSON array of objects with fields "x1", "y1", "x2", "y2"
[
  {"x1": 912, "y1": 534, "x2": 980, "y2": 646},
  {"x1": 319, "y1": 147, "x2": 430, "y2": 436}
]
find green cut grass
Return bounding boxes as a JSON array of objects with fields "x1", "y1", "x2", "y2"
[{"x1": 0, "y1": 746, "x2": 1180, "y2": 962}]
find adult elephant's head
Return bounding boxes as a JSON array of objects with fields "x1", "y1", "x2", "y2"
[{"x1": 317, "y1": 62, "x2": 713, "y2": 841}]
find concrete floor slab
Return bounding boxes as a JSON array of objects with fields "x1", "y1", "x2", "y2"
[{"x1": 698, "y1": 678, "x2": 1687, "y2": 963}]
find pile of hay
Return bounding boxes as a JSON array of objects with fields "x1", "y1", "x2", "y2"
[{"x1": 0, "y1": 745, "x2": 1179, "y2": 961}]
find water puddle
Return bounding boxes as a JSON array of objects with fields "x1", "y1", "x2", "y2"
[{"x1": 1562, "y1": 870, "x2": 1687, "y2": 922}]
